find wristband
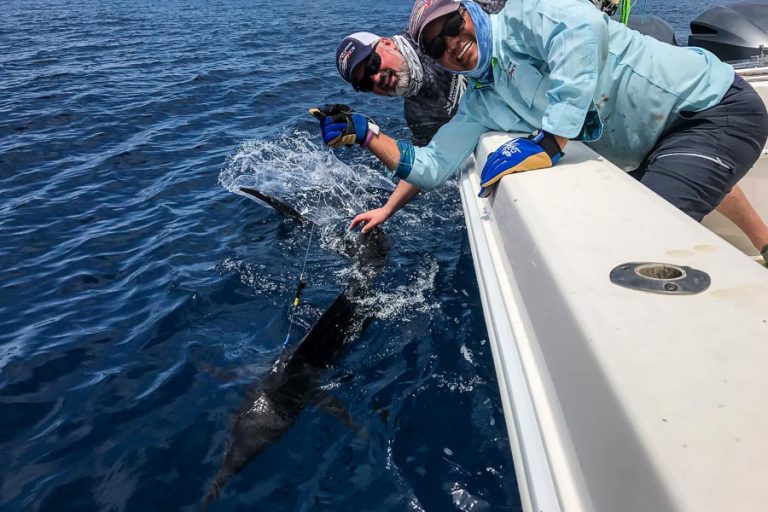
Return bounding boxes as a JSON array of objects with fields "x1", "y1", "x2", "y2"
[
  {"x1": 362, "y1": 129, "x2": 374, "y2": 148},
  {"x1": 528, "y1": 129, "x2": 563, "y2": 159}
]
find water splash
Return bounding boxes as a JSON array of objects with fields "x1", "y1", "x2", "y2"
[
  {"x1": 434, "y1": 373, "x2": 486, "y2": 393},
  {"x1": 358, "y1": 258, "x2": 441, "y2": 321},
  {"x1": 449, "y1": 482, "x2": 492, "y2": 512},
  {"x1": 218, "y1": 131, "x2": 393, "y2": 226},
  {"x1": 216, "y1": 257, "x2": 285, "y2": 295}
]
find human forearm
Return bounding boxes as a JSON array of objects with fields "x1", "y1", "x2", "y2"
[
  {"x1": 312, "y1": 103, "x2": 484, "y2": 190},
  {"x1": 349, "y1": 180, "x2": 421, "y2": 233},
  {"x1": 717, "y1": 184, "x2": 768, "y2": 251},
  {"x1": 382, "y1": 180, "x2": 420, "y2": 215},
  {"x1": 366, "y1": 131, "x2": 402, "y2": 170}
]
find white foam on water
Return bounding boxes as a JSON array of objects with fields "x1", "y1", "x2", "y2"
[
  {"x1": 407, "y1": 497, "x2": 426, "y2": 512},
  {"x1": 434, "y1": 373, "x2": 486, "y2": 393},
  {"x1": 219, "y1": 132, "x2": 340, "y2": 194},
  {"x1": 358, "y1": 258, "x2": 441, "y2": 321},
  {"x1": 216, "y1": 256, "x2": 285, "y2": 295},
  {"x1": 460, "y1": 344, "x2": 476, "y2": 365},
  {"x1": 449, "y1": 482, "x2": 491, "y2": 512},
  {"x1": 218, "y1": 134, "x2": 462, "y2": 344}
]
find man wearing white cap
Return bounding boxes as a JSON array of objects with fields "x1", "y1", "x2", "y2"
[{"x1": 334, "y1": 30, "x2": 465, "y2": 232}]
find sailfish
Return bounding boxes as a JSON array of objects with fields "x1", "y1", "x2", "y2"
[{"x1": 202, "y1": 187, "x2": 389, "y2": 507}]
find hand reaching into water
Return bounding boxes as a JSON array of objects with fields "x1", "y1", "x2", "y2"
[
  {"x1": 350, "y1": 207, "x2": 392, "y2": 234},
  {"x1": 349, "y1": 181, "x2": 421, "y2": 233}
]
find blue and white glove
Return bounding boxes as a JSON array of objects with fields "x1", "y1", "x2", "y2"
[
  {"x1": 478, "y1": 130, "x2": 563, "y2": 198},
  {"x1": 309, "y1": 104, "x2": 377, "y2": 148}
]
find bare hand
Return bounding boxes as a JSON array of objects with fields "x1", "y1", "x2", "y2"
[{"x1": 349, "y1": 207, "x2": 391, "y2": 234}]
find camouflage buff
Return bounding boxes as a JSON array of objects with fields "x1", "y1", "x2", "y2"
[
  {"x1": 397, "y1": 35, "x2": 466, "y2": 146},
  {"x1": 473, "y1": 0, "x2": 506, "y2": 14}
]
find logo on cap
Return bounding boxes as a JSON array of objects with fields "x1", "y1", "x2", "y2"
[
  {"x1": 411, "y1": 0, "x2": 436, "y2": 31},
  {"x1": 338, "y1": 43, "x2": 355, "y2": 76}
]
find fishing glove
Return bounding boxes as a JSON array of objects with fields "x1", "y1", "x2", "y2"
[
  {"x1": 309, "y1": 104, "x2": 378, "y2": 148},
  {"x1": 478, "y1": 130, "x2": 563, "y2": 198}
]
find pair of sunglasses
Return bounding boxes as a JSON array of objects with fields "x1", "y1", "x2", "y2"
[
  {"x1": 422, "y1": 8, "x2": 466, "y2": 60},
  {"x1": 352, "y1": 50, "x2": 382, "y2": 92}
]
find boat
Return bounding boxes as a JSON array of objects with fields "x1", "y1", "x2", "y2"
[{"x1": 457, "y1": 4, "x2": 768, "y2": 511}]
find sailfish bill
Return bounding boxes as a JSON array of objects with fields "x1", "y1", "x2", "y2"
[{"x1": 238, "y1": 186, "x2": 311, "y2": 224}]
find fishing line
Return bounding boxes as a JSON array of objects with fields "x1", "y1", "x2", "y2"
[{"x1": 282, "y1": 199, "x2": 318, "y2": 349}]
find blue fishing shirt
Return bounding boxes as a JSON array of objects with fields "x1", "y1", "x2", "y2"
[{"x1": 402, "y1": 0, "x2": 734, "y2": 190}]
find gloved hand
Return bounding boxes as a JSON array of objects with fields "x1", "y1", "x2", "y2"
[
  {"x1": 478, "y1": 130, "x2": 563, "y2": 198},
  {"x1": 309, "y1": 104, "x2": 372, "y2": 148}
]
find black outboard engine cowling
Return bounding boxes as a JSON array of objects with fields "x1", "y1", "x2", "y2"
[
  {"x1": 688, "y1": 1, "x2": 768, "y2": 62},
  {"x1": 627, "y1": 14, "x2": 677, "y2": 46}
]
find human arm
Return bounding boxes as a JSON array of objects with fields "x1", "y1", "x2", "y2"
[
  {"x1": 310, "y1": 104, "x2": 404, "y2": 171},
  {"x1": 349, "y1": 180, "x2": 421, "y2": 233},
  {"x1": 366, "y1": 131, "x2": 403, "y2": 171},
  {"x1": 312, "y1": 103, "x2": 490, "y2": 191},
  {"x1": 716, "y1": 184, "x2": 768, "y2": 253}
]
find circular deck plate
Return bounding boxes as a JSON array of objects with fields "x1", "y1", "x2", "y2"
[{"x1": 609, "y1": 262, "x2": 711, "y2": 295}]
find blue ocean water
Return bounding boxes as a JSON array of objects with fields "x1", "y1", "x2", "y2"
[{"x1": 0, "y1": 0, "x2": 727, "y2": 510}]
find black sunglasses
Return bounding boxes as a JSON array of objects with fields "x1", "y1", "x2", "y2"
[
  {"x1": 352, "y1": 50, "x2": 381, "y2": 92},
  {"x1": 422, "y1": 8, "x2": 466, "y2": 60}
]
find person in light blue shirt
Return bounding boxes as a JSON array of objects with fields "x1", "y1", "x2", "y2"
[{"x1": 314, "y1": 0, "x2": 768, "y2": 259}]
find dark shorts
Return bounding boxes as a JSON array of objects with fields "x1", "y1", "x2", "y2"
[{"x1": 629, "y1": 74, "x2": 768, "y2": 221}]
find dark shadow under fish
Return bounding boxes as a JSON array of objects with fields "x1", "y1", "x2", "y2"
[{"x1": 203, "y1": 188, "x2": 389, "y2": 508}]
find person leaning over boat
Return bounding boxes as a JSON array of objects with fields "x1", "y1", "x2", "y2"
[
  {"x1": 334, "y1": 0, "x2": 508, "y2": 234},
  {"x1": 313, "y1": 0, "x2": 768, "y2": 260},
  {"x1": 333, "y1": 31, "x2": 465, "y2": 233}
]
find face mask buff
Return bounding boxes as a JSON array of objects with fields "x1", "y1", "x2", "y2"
[{"x1": 454, "y1": 1, "x2": 493, "y2": 84}]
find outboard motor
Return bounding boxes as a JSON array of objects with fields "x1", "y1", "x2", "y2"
[
  {"x1": 627, "y1": 14, "x2": 677, "y2": 46},
  {"x1": 688, "y1": 1, "x2": 768, "y2": 62}
]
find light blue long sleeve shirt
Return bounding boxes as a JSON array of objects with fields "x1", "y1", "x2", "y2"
[{"x1": 402, "y1": 0, "x2": 734, "y2": 190}]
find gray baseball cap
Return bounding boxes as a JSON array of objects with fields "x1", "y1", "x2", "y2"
[{"x1": 407, "y1": 0, "x2": 463, "y2": 48}]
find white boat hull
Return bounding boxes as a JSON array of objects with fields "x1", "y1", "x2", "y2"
[{"x1": 460, "y1": 67, "x2": 768, "y2": 512}]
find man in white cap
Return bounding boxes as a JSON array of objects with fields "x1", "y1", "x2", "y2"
[
  {"x1": 334, "y1": 31, "x2": 465, "y2": 232},
  {"x1": 336, "y1": 32, "x2": 465, "y2": 147},
  {"x1": 316, "y1": 0, "x2": 768, "y2": 260},
  {"x1": 333, "y1": 0, "x2": 508, "y2": 233}
]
